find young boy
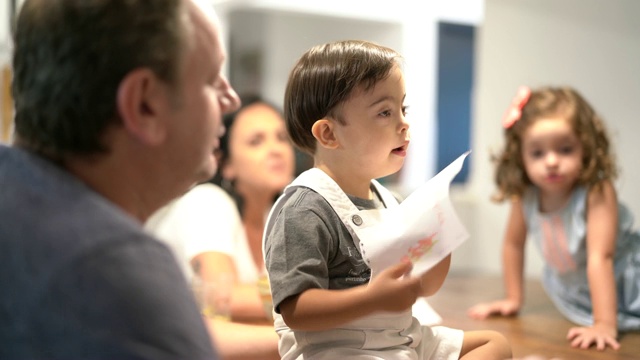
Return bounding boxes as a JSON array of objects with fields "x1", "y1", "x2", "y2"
[{"x1": 263, "y1": 40, "x2": 512, "y2": 359}]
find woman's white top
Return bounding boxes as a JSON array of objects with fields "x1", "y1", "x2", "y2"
[{"x1": 145, "y1": 183, "x2": 260, "y2": 284}]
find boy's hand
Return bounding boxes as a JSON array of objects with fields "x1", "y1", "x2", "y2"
[
  {"x1": 467, "y1": 299, "x2": 520, "y2": 319},
  {"x1": 366, "y1": 261, "x2": 422, "y2": 312},
  {"x1": 567, "y1": 324, "x2": 619, "y2": 351}
]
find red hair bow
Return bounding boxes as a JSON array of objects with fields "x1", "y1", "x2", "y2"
[{"x1": 502, "y1": 86, "x2": 531, "y2": 129}]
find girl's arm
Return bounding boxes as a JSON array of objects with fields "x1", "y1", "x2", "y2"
[
  {"x1": 567, "y1": 180, "x2": 620, "y2": 350},
  {"x1": 468, "y1": 197, "x2": 527, "y2": 319},
  {"x1": 279, "y1": 261, "x2": 422, "y2": 331},
  {"x1": 502, "y1": 197, "x2": 528, "y2": 308}
]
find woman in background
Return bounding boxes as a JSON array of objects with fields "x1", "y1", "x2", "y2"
[
  {"x1": 146, "y1": 94, "x2": 298, "y2": 359},
  {"x1": 207, "y1": 94, "x2": 299, "y2": 320}
]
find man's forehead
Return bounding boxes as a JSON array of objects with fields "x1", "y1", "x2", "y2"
[
  {"x1": 187, "y1": 0, "x2": 223, "y2": 45},
  {"x1": 190, "y1": 0, "x2": 220, "y2": 24}
]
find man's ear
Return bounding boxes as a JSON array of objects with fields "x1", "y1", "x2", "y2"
[
  {"x1": 311, "y1": 119, "x2": 339, "y2": 149},
  {"x1": 116, "y1": 68, "x2": 169, "y2": 146}
]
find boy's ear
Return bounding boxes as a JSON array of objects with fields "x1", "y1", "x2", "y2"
[
  {"x1": 311, "y1": 119, "x2": 339, "y2": 150},
  {"x1": 116, "y1": 68, "x2": 168, "y2": 146}
]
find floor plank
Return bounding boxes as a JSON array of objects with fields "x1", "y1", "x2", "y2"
[{"x1": 428, "y1": 273, "x2": 640, "y2": 360}]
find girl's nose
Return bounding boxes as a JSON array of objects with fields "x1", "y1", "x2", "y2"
[{"x1": 545, "y1": 152, "x2": 559, "y2": 166}]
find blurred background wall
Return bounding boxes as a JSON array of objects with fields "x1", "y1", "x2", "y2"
[
  {"x1": 212, "y1": 0, "x2": 640, "y2": 279},
  {"x1": 2, "y1": 0, "x2": 638, "y2": 278}
]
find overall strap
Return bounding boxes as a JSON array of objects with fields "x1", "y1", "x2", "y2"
[{"x1": 262, "y1": 168, "x2": 398, "y2": 259}]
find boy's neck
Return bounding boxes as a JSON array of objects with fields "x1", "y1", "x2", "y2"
[{"x1": 314, "y1": 162, "x2": 373, "y2": 199}]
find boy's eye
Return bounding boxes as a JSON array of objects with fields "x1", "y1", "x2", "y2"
[{"x1": 378, "y1": 106, "x2": 408, "y2": 117}]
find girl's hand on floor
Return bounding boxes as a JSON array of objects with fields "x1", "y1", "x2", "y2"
[
  {"x1": 467, "y1": 299, "x2": 520, "y2": 320},
  {"x1": 567, "y1": 324, "x2": 620, "y2": 351}
]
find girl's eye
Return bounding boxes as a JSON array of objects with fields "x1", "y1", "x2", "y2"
[
  {"x1": 559, "y1": 145, "x2": 574, "y2": 154},
  {"x1": 379, "y1": 110, "x2": 392, "y2": 117},
  {"x1": 529, "y1": 149, "x2": 544, "y2": 159},
  {"x1": 402, "y1": 106, "x2": 409, "y2": 116}
]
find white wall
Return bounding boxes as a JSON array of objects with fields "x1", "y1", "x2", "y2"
[
  {"x1": 0, "y1": 2, "x2": 10, "y2": 60},
  {"x1": 0, "y1": 1, "x2": 19, "y2": 143}
]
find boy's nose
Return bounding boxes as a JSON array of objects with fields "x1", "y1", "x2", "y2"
[{"x1": 399, "y1": 116, "x2": 410, "y2": 134}]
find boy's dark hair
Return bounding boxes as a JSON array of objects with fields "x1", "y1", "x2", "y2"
[
  {"x1": 493, "y1": 86, "x2": 617, "y2": 202},
  {"x1": 284, "y1": 40, "x2": 402, "y2": 154},
  {"x1": 12, "y1": 0, "x2": 188, "y2": 159}
]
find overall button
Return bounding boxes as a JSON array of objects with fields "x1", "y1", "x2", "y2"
[{"x1": 351, "y1": 215, "x2": 363, "y2": 226}]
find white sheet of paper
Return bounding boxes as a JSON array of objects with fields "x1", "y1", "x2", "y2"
[{"x1": 355, "y1": 151, "x2": 470, "y2": 277}]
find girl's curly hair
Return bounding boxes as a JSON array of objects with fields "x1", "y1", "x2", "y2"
[{"x1": 492, "y1": 86, "x2": 617, "y2": 202}]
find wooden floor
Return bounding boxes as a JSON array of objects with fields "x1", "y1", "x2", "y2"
[{"x1": 428, "y1": 273, "x2": 640, "y2": 360}]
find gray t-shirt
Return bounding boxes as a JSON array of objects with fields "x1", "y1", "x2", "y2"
[
  {"x1": 0, "y1": 145, "x2": 217, "y2": 359},
  {"x1": 265, "y1": 186, "x2": 385, "y2": 313}
]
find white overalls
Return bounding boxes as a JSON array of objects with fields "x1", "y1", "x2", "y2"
[{"x1": 263, "y1": 168, "x2": 463, "y2": 360}]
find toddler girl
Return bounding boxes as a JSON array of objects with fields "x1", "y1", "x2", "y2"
[{"x1": 467, "y1": 86, "x2": 640, "y2": 351}]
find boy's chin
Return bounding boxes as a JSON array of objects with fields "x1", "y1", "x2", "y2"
[{"x1": 376, "y1": 166, "x2": 403, "y2": 180}]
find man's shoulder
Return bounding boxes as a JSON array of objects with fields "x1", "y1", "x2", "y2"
[
  {"x1": 0, "y1": 148, "x2": 208, "y2": 359},
  {"x1": 0, "y1": 144, "x2": 172, "y2": 289}
]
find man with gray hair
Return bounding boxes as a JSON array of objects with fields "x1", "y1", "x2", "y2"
[{"x1": 0, "y1": 0, "x2": 240, "y2": 358}]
